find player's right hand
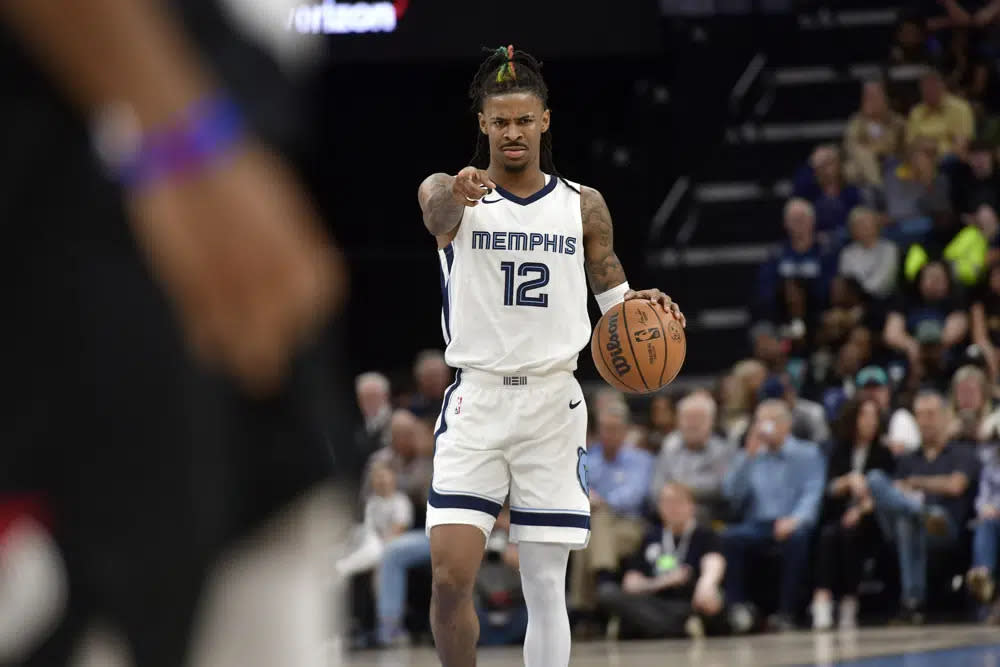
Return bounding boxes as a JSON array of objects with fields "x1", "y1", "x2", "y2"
[
  {"x1": 452, "y1": 166, "x2": 497, "y2": 207},
  {"x1": 127, "y1": 142, "x2": 346, "y2": 397}
]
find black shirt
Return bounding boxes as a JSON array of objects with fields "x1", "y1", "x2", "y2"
[
  {"x1": 822, "y1": 439, "x2": 895, "y2": 522},
  {"x1": 624, "y1": 522, "x2": 721, "y2": 600},
  {"x1": 950, "y1": 163, "x2": 1000, "y2": 215},
  {"x1": 895, "y1": 441, "x2": 981, "y2": 526},
  {"x1": 891, "y1": 292, "x2": 964, "y2": 337}
]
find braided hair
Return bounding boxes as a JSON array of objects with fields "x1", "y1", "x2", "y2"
[{"x1": 468, "y1": 45, "x2": 561, "y2": 176}]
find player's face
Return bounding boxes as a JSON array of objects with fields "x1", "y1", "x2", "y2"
[{"x1": 478, "y1": 93, "x2": 550, "y2": 173}]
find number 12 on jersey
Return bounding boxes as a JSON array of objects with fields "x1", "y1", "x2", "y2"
[{"x1": 500, "y1": 261, "x2": 549, "y2": 307}]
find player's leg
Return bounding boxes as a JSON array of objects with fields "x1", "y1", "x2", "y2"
[
  {"x1": 508, "y1": 375, "x2": 591, "y2": 667},
  {"x1": 425, "y1": 373, "x2": 509, "y2": 667},
  {"x1": 518, "y1": 542, "x2": 572, "y2": 665},
  {"x1": 429, "y1": 525, "x2": 488, "y2": 667}
]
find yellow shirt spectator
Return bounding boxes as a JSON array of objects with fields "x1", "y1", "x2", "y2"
[{"x1": 906, "y1": 91, "x2": 974, "y2": 157}]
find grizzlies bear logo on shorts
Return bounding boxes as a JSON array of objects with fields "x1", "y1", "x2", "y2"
[{"x1": 576, "y1": 447, "x2": 589, "y2": 497}]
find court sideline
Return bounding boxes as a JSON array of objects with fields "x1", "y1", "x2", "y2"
[{"x1": 339, "y1": 625, "x2": 1000, "y2": 666}]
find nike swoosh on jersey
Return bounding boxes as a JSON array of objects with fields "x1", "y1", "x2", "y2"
[
  {"x1": 480, "y1": 198, "x2": 503, "y2": 204},
  {"x1": 569, "y1": 400, "x2": 582, "y2": 409}
]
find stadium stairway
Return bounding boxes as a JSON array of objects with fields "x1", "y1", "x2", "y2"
[{"x1": 649, "y1": 4, "x2": 916, "y2": 377}]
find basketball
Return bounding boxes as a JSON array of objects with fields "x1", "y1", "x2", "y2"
[{"x1": 591, "y1": 299, "x2": 686, "y2": 394}]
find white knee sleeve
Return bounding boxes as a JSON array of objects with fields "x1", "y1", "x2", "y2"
[{"x1": 518, "y1": 542, "x2": 571, "y2": 667}]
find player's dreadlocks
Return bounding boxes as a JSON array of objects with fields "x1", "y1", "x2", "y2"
[{"x1": 468, "y1": 45, "x2": 563, "y2": 177}]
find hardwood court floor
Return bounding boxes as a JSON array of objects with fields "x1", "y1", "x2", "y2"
[{"x1": 340, "y1": 625, "x2": 1000, "y2": 666}]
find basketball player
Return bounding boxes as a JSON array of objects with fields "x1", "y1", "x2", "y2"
[{"x1": 417, "y1": 46, "x2": 685, "y2": 667}]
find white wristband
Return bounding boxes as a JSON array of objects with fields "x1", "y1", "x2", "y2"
[{"x1": 594, "y1": 282, "x2": 629, "y2": 315}]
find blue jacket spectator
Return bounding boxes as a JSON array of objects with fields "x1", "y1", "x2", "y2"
[
  {"x1": 588, "y1": 441, "x2": 655, "y2": 519},
  {"x1": 722, "y1": 399, "x2": 826, "y2": 631},
  {"x1": 755, "y1": 198, "x2": 837, "y2": 323},
  {"x1": 792, "y1": 145, "x2": 864, "y2": 237}
]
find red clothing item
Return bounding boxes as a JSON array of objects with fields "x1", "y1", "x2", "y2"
[{"x1": 0, "y1": 494, "x2": 51, "y2": 544}]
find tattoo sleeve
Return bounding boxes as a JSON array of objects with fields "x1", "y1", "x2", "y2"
[
  {"x1": 581, "y1": 186, "x2": 627, "y2": 293},
  {"x1": 418, "y1": 173, "x2": 464, "y2": 236}
]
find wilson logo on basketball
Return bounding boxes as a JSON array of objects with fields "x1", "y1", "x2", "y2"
[
  {"x1": 632, "y1": 328, "x2": 661, "y2": 342},
  {"x1": 605, "y1": 312, "x2": 632, "y2": 376}
]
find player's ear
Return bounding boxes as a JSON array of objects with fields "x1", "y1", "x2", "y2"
[
  {"x1": 478, "y1": 112, "x2": 488, "y2": 135},
  {"x1": 541, "y1": 109, "x2": 551, "y2": 133}
]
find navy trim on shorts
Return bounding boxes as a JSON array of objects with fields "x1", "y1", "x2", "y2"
[
  {"x1": 510, "y1": 510, "x2": 591, "y2": 530},
  {"x1": 433, "y1": 368, "x2": 462, "y2": 441},
  {"x1": 428, "y1": 488, "x2": 503, "y2": 517}
]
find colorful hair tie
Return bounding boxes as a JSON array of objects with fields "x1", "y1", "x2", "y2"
[{"x1": 495, "y1": 44, "x2": 517, "y2": 82}]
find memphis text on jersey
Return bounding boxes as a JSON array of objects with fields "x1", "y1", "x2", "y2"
[{"x1": 471, "y1": 231, "x2": 577, "y2": 255}]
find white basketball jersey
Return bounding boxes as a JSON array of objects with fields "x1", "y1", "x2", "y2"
[{"x1": 437, "y1": 174, "x2": 591, "y2": 375}]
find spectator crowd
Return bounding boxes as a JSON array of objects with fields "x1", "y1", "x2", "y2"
[{"x1": 339, "y1": 6, "x2": 1000, "y2": 650}]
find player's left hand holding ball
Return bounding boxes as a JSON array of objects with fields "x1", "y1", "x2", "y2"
[{"x1": 624, "y1": 288, "x2": 685, "y2": 327}]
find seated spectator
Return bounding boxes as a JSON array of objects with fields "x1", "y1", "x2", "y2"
[
  {"x1": 972, "y1": 260, "x2": 1000, "y2": 378},
  {"x1": 880, "y1": 139, "x2": 953, "y2": 246},
  {"x1": 755, "y1": 199, "x2": 836, "y2": 325},
  {"x1": 793, "y1": 145, "x2": 864, "y2": 239},
  {"x1": 569, "y1": 403, "x2": 654, "y2": 615},
  {"x1": 906, "y1": 68, "x2": 975, "y2": 159},
  {"x1": 952, "y1": 140, "x2": 1000, "y2": 216},
  {"x1": 335, "y1": 461, "x2": 414, "y2": 578},
  {"x1": 810, "y1": 398, "x2": 895, "y2": 631},
  {"x1": 844, "y1": 80, "x2": 906, "y2": 187},
  {"x1": 642, "y1": 393, "x2": 676, "y2": 453},
  {"x1": 861, "y1": 389, "x2": 981, "y2": 624},
  {"x1": 375, "y1": 529, "x2": 431, "y2": 646},
  {"x1": 361, "y1": 409, "x2": 434, "y2": 508},
  {"x1": 406, "y1": 349, "x2": 451, "y2": 422},
  {"x1": 971, "y1": 204, "x2": 1000, "y2": 264},
  {"x1": 355, "y1": 371, "x2": 393, "y2": 464},
  {"x1": 759, "y1": 374, "x2": 831, "y2": 446},
  {"x1": 883, "y1": 260, "x2": 969, "y2": 381},
  {"x1": 949, "y1": 364, "x2": 994, "y2": 445},
  {"x1": 855, "y1": 365, "x2": 922, "y2": 457},
  {"x1": 749, "y1": 321, "x2": 788, "y2": 373},
  {"x1": 817, "y1": 276, "x2": 871, "y2": 351},
  {"x1": 589, "y1": 388, "x2": 643, "y2": 448},
  {"x1": 722, "y1": 400, "x2": 826, "y2": 633},
  {"x1": 650, "y1": 392, "x2": 735, "y2": 523},
  {"x1": 927, "y1": 0, "x2": 976, "y2": 31},
  {"x1": 839, "y1": 206, "x2": 899, "y2": 299},
  {"x1": 942, "y1": 28, "x2": 994, "y2": 113},
  {"x1": 721, "y1": 359, "x2": 769, "y2": 442},
  {"x1": 774, "y1": 278, "x2": 818, "y2": 362},
  {"x1": 966, "y1": 446, "x2": 1000, "y2": 622},
  {"x1": 890, "y1": 14, "x2": 941, "y2": 67},
  {"x1": 815, "y1": 333, "x2": 870, "y2": 422},
  {"x1": 597, "y1": 483, "x2": 726, "y2": 639}
]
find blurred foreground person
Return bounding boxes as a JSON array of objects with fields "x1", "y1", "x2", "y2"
[{"x1": 0, "y1": 0, "x2": 349, "y2": 665}]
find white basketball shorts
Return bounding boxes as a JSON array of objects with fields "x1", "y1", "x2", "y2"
[{"x1": 426, "y1": 368, "x2": 591, "y2": 548}]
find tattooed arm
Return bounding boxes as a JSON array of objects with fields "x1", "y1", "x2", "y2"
[
  {"x1": 581, "y1": 186, "x2": 685, "y2": 324},
  {"x1": 581, "y1": 186, "x2": 627, "y2": 293},
  {"x1": 418, "y1": 167, "x2": 497, "y2": 240}
]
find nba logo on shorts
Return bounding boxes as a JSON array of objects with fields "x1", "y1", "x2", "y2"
[
  {"x1": 454, "y1": 396, "x2": 462, "y2": 415},
  {"x1": 576, "y1": 447, "x2": 589, "y2": 497}
]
